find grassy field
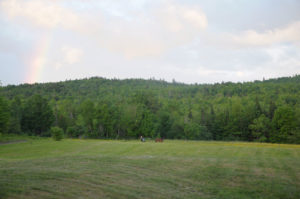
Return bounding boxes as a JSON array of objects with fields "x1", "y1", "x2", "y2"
[
  {"x1": 0, "y1": 134, "x2": 35, "y2": 143},
  {"x1": 0, "y1": 139, "x2": 300, "y2": 199}
]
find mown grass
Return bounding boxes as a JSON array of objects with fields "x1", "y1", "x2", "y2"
[
  {"x1": 0, "y1": 139, "x2": 300, "y2": 199},
  {"x1": 0, "y1": 134, "x2": 35, "y2": 143}
]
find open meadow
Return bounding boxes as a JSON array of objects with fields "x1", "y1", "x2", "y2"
[{"x1": 0, "y1": 139, "x2": 300, "y2": 199}]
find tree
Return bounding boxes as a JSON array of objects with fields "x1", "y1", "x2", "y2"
[
  {"x1": 184, "y1": 122, "x2": 211, "y2": 140},
  {"x1": 207, "y1": 105, "x2": 217, "y2": 139},
  {"x1": 80, "y1": 100, "x2": 95, "y2": 133},
  {"x1": 1, "y1": 75, "x2": 300, "y2": 143},
  {"x1": 8, "y1": 96, "x2": 22, "y2": 134},
  {"x1": 0, "y1": 96, "x2": 10, "y2": 134},
  {"x1": 132, "y1": 91, "x2": 160, "y2": 113},
  {"x1": 136, "y1": 107, "x2": 156, "y2": 138},
  {"x1": 51, "y1": 126, "x2": 64, "y2": 141},
  {"x1": 156, "y1": 111, "x2": 172, "y2": 138},
  {"x1": 21, "y1": 95, "x2": 54, "y2": 135},
  {"x1": 93, "y1": 103, "x2": 116, "y2": 138},
  {"x1": 271, "y1": 106, "x2": 297, "y2": 143},
  {"x1": 249, "y1": 114, "x2": 271, "y2": 142},
  {"x1": 268, "y1": 100, "x2": 276, "y2": 120},
  {"x1": 254, "y1": 97, "x2": 262, "y2": 118}
]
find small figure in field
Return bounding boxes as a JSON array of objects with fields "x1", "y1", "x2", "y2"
[
  {"x1": 140, "y1": 136, "x2": 145, "y2": 142},
  {"x1": 155, "y1": 138, "x2": 163, "y2": 142}
]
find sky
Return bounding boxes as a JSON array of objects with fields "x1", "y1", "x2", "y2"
[{"x1": 0, "y1": 0, "x2": 300, "y2": 85}]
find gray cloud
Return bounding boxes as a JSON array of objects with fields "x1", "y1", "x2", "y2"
[{"x1": 0, "y1": 0, "x2": 300, "y2": 85}]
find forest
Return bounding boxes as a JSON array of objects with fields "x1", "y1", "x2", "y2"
[{"x1": 1, "y1": 75, "x2": 300, "y2": 144}]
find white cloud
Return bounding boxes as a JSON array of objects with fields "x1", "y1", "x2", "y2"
[
  {"x1": 159, "y1": 4, "x2": 207, "y2": 32},
  {"x1": 229, "y1": 21, "x2": 300, "y2": 47},
  {"x1": 2, "y1": 0, "x2": 299, "y2": 85},
  {"x1": 62, "y1": 46, "x2": 83, "y2": 64},
  {"x1": 0, "y1": 0, "x2": 83, "y2": 30},
  {"x1": 55, "y1": 46, "x2": 83, "y2": 69},
  {"x1": 265, "y1": 46, "x2": 300, "y2": 71},
  {"x1": 0, "y1": 0, "x2": 208, "y2": 58}
]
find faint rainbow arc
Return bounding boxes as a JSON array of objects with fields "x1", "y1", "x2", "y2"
[{"x1": 26, "y1": 34, "x2": 52, "y2": 84}]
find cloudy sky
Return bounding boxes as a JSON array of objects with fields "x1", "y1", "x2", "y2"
[{"x1": 1, "y1": 0, "x2": 300, "y2": 85}]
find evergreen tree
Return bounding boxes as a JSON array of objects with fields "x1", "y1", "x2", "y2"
[
  {"x1": 268, "y1": 100, "x2": 276, "y2": 120},
  {"x1": 0, "y1": 96, "x2": 10, "y2": 134},
  {"x1": 21, "y1": 95, "x2": 54, "y2": 135},
  {"x1": 156, "y1": 111, "x2": 172, "y2": 138},
  {"x1": 8, "y1": 96, "x2": 22, "y2": 134},
  {"x1": 254, "y1": 97, "x2": 262, "y2": 118}
]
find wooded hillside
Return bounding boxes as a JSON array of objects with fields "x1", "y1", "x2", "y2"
[{"x1": 1, "y1": 75, "x2": 300, "y2": 143}]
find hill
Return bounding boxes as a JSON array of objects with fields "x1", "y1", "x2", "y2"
[{"x1": 1, "y1": 75, "x2": 300, "y2": 143}]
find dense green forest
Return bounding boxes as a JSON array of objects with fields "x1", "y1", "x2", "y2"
[{"x1": 1, "y1": 75, "x2": 300, "y2": 143}]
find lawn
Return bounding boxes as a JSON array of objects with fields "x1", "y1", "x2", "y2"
[
  {"x1": 0, "y1": 139, "x2": 300, "y2": 199},
  {"x1": 0, "y1": 134, "x2": 34, "y2": 143}
]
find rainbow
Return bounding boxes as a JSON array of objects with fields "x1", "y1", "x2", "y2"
[{"x1": 26, "y1": 34, "x2": 51, "y2": 84}]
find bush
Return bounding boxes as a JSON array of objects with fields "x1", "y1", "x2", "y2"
[
  {"x1": 66, "y1": 126, "x2": 87, "y2": 138},
  {"x1": 51, "y1": 127, "x2": 64, "y2": 141},
  {"x1": 257, "y1": 136, "x2": 267, "y2": 143},
  {"x1": 66, "y1": 126, "x2": 76, "y2": 138}
]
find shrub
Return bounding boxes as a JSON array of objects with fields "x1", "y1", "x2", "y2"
[
  {"x1": 66, "y1": 126, "x2": 76, "y2": 138},
  {"x1": 66, "y1": 126, "x2": 87, "y2": 138},
  {"x1": 257, "y1": 136, "x2": 267, "y2": 143},
  {"x1": 51, "y1": 127, "x2": 64, "y2": 141}
]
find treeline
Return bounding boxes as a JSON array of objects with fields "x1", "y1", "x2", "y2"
[{"x1": 1, "y1": 75, "x2": 300, "y2": 143}]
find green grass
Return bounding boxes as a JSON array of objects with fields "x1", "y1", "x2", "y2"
[
  {"x1": 0, "y1": 139, "x2": 300, "y2": 199},
  {"x1": 0, "y1": 134, "x2": 33, "y2": 143}
]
